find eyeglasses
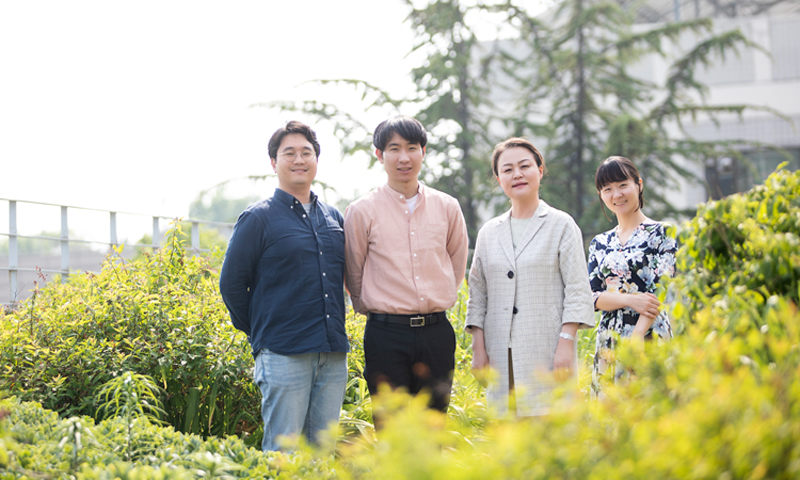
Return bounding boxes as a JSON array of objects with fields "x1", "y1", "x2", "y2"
[{"x1": 280, "y1": 151, "x2": 316, "y2": 161}]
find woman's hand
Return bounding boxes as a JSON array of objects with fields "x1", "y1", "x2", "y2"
[
  {"x1": 631, "y1": 313, "x2": 656, "y2": 342},
  {"x1": 553, "y1": 337, "x2": 575, "y2": 382},
  {"x1": 472, "y1": 348, "x2": 490, "y2": 371},
  {"x1": 627, "y1": 292, "x2": 661, "y2": 319},
  {"x1": 469, "y1": 327, "x2": 490, "y2": 386}
]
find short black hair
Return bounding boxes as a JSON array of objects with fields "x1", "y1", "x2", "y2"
[
  {"x1": 268, "y1": 121, "x2": 321, "y2": 160},
  {"x1": 373, "y1": 116, "x2": 427, "y2": 152},
  {"x1": 595, "y1": 156, "x2": 644, "y2": 216}
]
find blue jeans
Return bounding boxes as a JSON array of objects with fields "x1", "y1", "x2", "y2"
[{"x1": 253, "y1": 349, "x2": 348, "y2": 451}]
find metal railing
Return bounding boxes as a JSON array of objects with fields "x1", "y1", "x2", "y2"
[{"x1": 1, "y1": 198, "x2": 234, "y2": 305}]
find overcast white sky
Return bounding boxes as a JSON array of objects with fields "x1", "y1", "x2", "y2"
[{"x1": 1, "y1": 0, "x2": 548, "y2": 244}]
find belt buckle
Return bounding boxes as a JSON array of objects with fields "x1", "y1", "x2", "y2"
[{"x1": 410, "y1": 316, "x2": 425, "y2": 327}]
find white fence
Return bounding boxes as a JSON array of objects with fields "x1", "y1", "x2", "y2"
[{"x1": 0, "y1": 198, "x2": 234, "y2": 305}]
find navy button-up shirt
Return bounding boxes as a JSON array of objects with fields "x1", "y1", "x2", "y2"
[{"x1": 219, "y1": 188, "x2": 349, "y2": 357}]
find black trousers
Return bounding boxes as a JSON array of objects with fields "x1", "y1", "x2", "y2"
[{"x1": 363, "y1": 317, "x2": 456, "y2": 413}]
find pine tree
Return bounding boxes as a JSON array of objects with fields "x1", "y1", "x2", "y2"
[{"x1": 504, "y1": 0, "x2": 778, "y2": 241}]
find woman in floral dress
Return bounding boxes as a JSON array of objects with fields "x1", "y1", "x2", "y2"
[{"x1": 587, "y1": 156, "x2": 677, "y2": 391}]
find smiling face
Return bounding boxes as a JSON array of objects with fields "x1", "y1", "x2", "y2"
[
  {"x1": 377, "y1": 132, "x2": 424, "y2": 196},
  {"x1": 599, "y1": 176, "x2": 643, "y2": 217},
  {"x1": 271, "y1": 133, "x2": 318, "y2": 194},
  {"x1": 496, "y1": 146, "x2": 544, "y2": 203}
]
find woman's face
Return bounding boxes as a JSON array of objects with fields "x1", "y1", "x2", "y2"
[
  {"x1": 599, "y1": 176, "x2": 642, "y2": 217},
  {"x1": 496, "y1": 147, "x2": 543, "y2": 202}
]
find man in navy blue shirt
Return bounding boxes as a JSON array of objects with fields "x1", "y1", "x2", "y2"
[{"x1": 219, "y1": 121, "x2": 348, "y2": 452}]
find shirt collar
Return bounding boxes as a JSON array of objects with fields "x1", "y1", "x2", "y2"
[
  {"x1": 273, "y1": 188, "x2": 318, "y2": 207},
  {"x1": 381, "y1": 182, "x2": 426, "y2": 203}
]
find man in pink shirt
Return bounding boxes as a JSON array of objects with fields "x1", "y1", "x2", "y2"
[{"x1": 344, "y1": 116, "x2": 469, "y2": 416}]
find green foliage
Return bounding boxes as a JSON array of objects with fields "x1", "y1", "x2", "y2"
[
  {"x1": 502, "y1": 0, "x2": 790, "y2": 243},
  {"x1": 0, "y1": 396, "x2": 335, "y2": 479},
  {"x1": 0, "y1": 223, "x2": 261, "y2": 442},
  {"x1": 96, "y1": 372, "x2": 166, "y2": 461},
  {"x1": 670, "y1": 166, "x2": 800, "y2": 334},
  {"x1": 3, "y1": 170, "x2": 800, "y2": 478}
]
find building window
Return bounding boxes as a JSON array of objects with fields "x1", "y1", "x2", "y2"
[{"x1": 705, "y1": 149, "x2": 800, "y2": 199}]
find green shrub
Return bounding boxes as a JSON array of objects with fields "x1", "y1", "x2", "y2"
[
  {"x1": 0, "y1": 396, "x2": 334, "y2": 480},
  {"x1": 2, "y1": 169, "x2": 799, "y2": 479},
  {"x1": 671, "y1": 165, "x2": 800, "y2": 334},
  {"x1": 0, "y1": 224, "x2": 261, "y2": 441}
]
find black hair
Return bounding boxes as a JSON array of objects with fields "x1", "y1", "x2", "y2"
[
  {"x1": 268, "y1": 121, "x2": 321, "y2": 160},
  {"x1": 373, "y1": 116, "x2": 427, "y2": 152},
  {"x1": 595, "y1": 156, "x2": 644, "y2": 219}
]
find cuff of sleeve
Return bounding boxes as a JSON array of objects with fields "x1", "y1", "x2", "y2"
[{"x1": 592, "y1": 291, "x2": 602, "y2": 311}]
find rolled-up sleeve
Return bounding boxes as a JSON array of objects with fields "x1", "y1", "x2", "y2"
[
  {"x1": 465, "y1": 229, "x2": 488, "y2": 331},
  {"x1": 559, "y1": 220, "x2": 595, "y2": 328}
]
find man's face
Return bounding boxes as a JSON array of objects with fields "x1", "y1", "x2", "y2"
[
  {"x1": 377, "y1": 132, "x2": 425, "y2": 188},
  {"x1": 271, "y1": 133, "x2": 318, "y2": 191}
]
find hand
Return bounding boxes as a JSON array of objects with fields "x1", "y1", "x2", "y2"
[
  {"x1": 472, "y1": 348, "x2": 490, "y2": 371},
  {"x1": 631, "y1": 313, "x2": 656, "y2": 342},
  {"x1": 553, "y1": 338, "x2": 575, "y2": 382},
  {"x1": 627, "y1": 293, "x2": 661, "y2": 319},
  {"x1": 471, "y1": 349, "x2": 490, "y2": 386}
]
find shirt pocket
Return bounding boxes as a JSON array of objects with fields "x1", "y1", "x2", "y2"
[
  {"x1": 425, "y1": 222, "x2": 448, "y2": 249},
  {"x1": 321, "y1": 217, "x2": 345, "y2": 261}
]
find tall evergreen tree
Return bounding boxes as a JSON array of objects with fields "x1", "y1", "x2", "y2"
[
  {"x1": 264, "y1": 0, "x2": 785, "y2": 245},
  {"x1": 504, "y1": 0, "x2": 773, "y2": 241}
]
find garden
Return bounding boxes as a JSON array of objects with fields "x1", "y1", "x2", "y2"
[{"x1": 1, "y1": 167, "x2": 799, "y2": 479}]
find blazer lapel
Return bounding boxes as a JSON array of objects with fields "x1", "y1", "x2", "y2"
[
  {"x1": 515, "y1": 201, "x2": 550, "y2": 259},
  {"x1": 496, "y1": 211, "x2": 515, "y2": 266}
]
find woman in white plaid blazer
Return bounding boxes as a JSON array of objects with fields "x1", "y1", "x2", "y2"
[{"x1": 466, "y1": 138, "x2": 595, "y2": 417}]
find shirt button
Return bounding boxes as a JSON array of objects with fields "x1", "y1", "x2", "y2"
[
  {"x1": 508, "y1": 271, "x2": 514, "y2": 279},
  {"x1": 513, "y1": 306, "x2": 519, "y2": 314},
  {"x1": 327, "y1": 314, "x2": 330, "y2": 318},
  {"x1": 325, "y1": 294, "x2": 328, "y2": 298},
  {"x1": 319, "y1": 251, "x2": 323, "y2": 255},
  {"x1": 415, "y1": 276, "x2": 419, "y2": 280},
  {"x1": 323, "y1": 272, "x2": 326, "y2": 276},
  {"x1": 411, "y1": 232, "x2": 415, "y2": 235},
  {"x1": 413, "y1": 253, "x2": 417, "y2": 257},
  {"x1": 405, "y1": 210, "x2": 409, "y2": 214},
  {"x1": 303, "y1": 214, "x2": 307, "y2": 218},
  {"x1": 420, "y1": 297, "x2": 424, "y2": 301}
]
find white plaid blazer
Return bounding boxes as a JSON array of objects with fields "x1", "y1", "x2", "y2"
[{"x1": 466, "y1": 201, "x2": 594, "y2": 416}]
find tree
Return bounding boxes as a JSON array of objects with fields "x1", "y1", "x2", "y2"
[
  {"x1": 265, "y1": 0, "x2": 505, "y2": 242},
  {"x1": 503, "y1": 0, "x2": 780, "y2": 242},
  {"x1": 264, "y1": 0, "x2": 787, "y2": 245}
]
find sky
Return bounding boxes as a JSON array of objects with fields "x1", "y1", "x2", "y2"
[{"x1": 1, "y1": 0, "x2": 548, "y2": 245}]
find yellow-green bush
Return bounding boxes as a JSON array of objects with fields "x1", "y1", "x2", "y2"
[
  {"x1": 0, "y1": 224, "x2": 261, "y2": 441},
  {"x1": 2, "y1": 169, "x2": 799, "y2": 479}
]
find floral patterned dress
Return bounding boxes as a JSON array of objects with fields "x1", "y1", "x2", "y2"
[{"x1": 587, "y1": 222, "x2": 677, "y2": 383}]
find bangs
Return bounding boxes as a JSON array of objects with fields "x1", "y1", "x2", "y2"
[{"x1": 595, "y1": 158, "x2": 636, "y2": 191}]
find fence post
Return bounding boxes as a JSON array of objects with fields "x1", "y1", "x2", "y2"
[
  {"x1": 61, "y1": 206, "x2": 70, "y2": 282},
  {"x1": 110, "y1": 211, "x2": 118, "y2": 248},
  {"x1": 191, "y1": 221, "x2": 200, "y2": 254},
  {"x1": 152, "y1": 216, "x2": 160, "y2": 250},
  {"x1": 9, "y1": 201, "x2": 18, "y2": 303}
]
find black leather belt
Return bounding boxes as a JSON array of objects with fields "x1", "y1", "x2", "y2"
[{"x1": 367, "y1": 311, "x2": 447, "y2": 327}]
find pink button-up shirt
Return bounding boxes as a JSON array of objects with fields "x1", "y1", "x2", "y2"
[{"x1": 344, "y1": 183, "x2": 469, "y2": 315}]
